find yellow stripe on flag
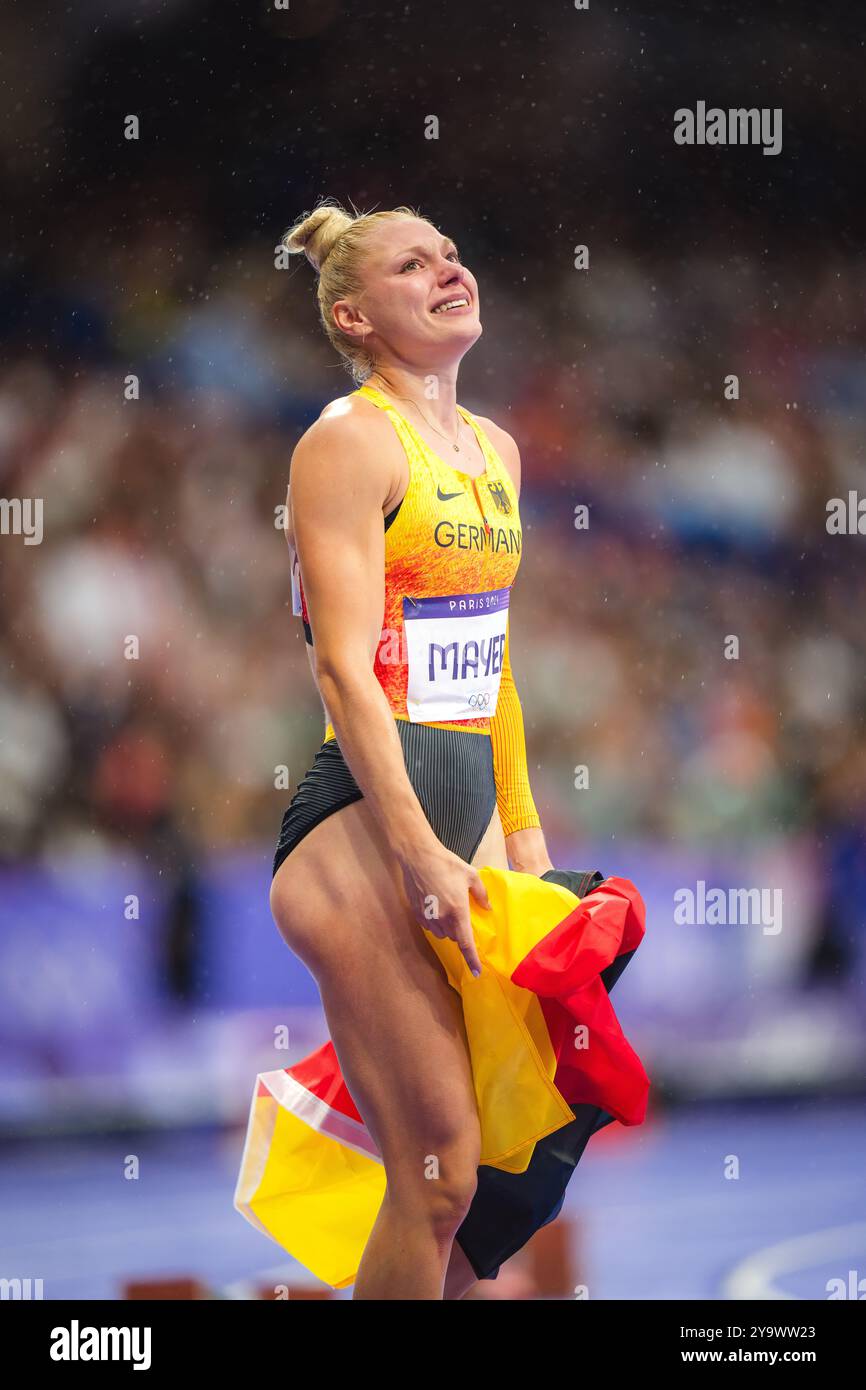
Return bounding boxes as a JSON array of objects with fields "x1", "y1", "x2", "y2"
[
  {"x1": 423, "y1": 868, "x2": 584, "y2": 1171},
  {"x1": 244, "y1": 1101, "x2": 386, "y2": 1290}
]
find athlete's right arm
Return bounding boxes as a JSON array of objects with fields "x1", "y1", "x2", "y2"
[{"x1": 289, "y1": 409, "x2": 488, "y2": 975}]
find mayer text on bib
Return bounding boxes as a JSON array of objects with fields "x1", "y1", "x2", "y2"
[{"x1": 402, "y1": 587, "x2": 509, "y2": 722}]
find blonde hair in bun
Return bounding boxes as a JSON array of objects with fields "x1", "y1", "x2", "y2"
[{"x1": 281, "y1": 197, "x2": 435, "y2": 383}]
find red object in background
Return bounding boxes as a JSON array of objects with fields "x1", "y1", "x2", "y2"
[
  {"x1": 122, "y1": 1276, "x2": 210, "y2": 1300},
  {"x1": 92, "y1": 725, "x2": 173, "y2": 827}
]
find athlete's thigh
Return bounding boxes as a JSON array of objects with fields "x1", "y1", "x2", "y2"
[
  {"x1": 271, "y1": 798, "x2": 480, "y2": 1165},
  {"x1": 471, "y1": 804, "x2": 509, "y2": 871}
]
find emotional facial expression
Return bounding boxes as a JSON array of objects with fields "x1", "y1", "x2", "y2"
[{"x1": 353, "y1": 216, "x2": 482, "y2": 363}]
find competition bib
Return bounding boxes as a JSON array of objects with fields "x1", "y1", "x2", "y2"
[
  {"x1": 287, "y1": 542, "x2": 304, "y2": 617},
  {"x1": 403, "y1": 587, "x2": 510, "y2": 723}
]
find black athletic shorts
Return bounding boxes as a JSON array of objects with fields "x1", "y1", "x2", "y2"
[{"x1": 273, "y1": 719, "x2": 496, "y2": 879}]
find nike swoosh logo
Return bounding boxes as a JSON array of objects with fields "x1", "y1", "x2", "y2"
[{"x1": 437, "y1": 486, "x2": 464, "y2": 501}]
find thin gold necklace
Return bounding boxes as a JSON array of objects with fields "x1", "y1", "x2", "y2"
[
  {"x1": 367, "y1": 381, "x2": 463, "y2": 452},
  {"x1": 366, "y1": 379, "x2": 493, "y2": 536}
]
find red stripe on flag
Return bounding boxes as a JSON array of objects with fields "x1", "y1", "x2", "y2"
[
  {"x1": 511, "y1": 878, "x2": 650, "y2": 1125},
  {"x1": 287, "y1": 1041, "x2": 364, "y2": 1123}
]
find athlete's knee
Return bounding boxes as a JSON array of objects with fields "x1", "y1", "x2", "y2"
[
  {"x1": 387, "y1": 1133, "x2": 480, "y2": 1241},
  {"x1": 419, "y1": 1160, "x2": 479, "y2": 1244}
]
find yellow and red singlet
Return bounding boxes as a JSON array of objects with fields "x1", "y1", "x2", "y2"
[{"x1": 294, "y1": 383, "x2": 541, "y2": 835}]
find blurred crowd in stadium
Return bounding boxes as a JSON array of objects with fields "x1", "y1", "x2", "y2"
[
  {"x1": 1, "y1": 2, "x2": 864, "y2": 1009},
  {"x1": 2, "y1": 233, "x2": 865, "y2": 933},
  {"x1": 2, "y1": 5, "x2": 865, "y2": 1315}
]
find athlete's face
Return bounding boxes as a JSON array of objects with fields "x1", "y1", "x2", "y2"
[{"x1": 343, "y1": 217, "x2": 482, "y2": 365}]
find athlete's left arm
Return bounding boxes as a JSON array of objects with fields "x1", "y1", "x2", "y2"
[{"x1": 477, "y1": 418, "x2": 554, "y2": 876}]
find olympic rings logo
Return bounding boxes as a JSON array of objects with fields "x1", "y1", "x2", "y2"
[{"x1": 468, "y1": 692, "x2": 491, "y2": 709}]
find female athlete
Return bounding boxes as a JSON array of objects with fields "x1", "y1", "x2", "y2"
[{"x1": 271, "y1": 199, "x2": 556, "y2": 1300}]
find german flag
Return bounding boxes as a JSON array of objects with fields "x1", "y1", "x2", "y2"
[{"x1": 234, "y1": 865, "x2": 648, "y2": 1289}]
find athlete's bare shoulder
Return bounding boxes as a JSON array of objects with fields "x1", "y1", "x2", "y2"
[
  {"x1": 292, "y1": 391, "x2": 394, "y2": 475},
  {"x1": 297, "y1": 389, "x2": 393, "y2": 450},
  {"x1": 471, "y1": 413, "x2": 521, "y2": 495},
  {"x1": 287, "y1": 390, "x2": 402, "y2": 524}
]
